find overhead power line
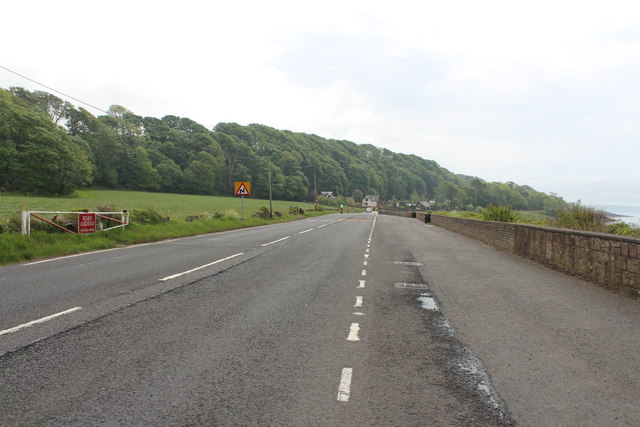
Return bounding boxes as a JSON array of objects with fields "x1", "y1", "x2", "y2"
[{"x1": 0, "y1": 64, "x2": 112, "y2": 116}]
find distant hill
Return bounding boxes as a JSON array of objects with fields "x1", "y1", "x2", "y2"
[{"x1": 1, "y1": 87, "x2": 567, "y2": 212}]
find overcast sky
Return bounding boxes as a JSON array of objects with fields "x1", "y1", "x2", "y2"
[{"x1": 3, "y1": 0, "x2": 639, "y2": 206}]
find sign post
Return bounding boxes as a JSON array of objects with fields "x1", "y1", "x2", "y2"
[{"x1": 234, "y1": 182, "x2": 251, "y2": 220}]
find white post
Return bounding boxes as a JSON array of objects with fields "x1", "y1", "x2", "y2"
[{"x1": 21, "y1": 211, "x2": 28, "y2": 235}]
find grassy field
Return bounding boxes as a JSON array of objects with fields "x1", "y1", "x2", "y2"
[{"x1": 0, "y1": 189, "x2": 322, "y2": 221}]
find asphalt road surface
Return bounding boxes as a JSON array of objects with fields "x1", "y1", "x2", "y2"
[{"x1": 1, "y1": 213, "x2": 639, "y2": 426}]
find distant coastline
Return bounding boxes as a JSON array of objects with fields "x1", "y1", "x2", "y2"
[{"x1": 597, "y1": 205, "x2": 640, "y2": 225}]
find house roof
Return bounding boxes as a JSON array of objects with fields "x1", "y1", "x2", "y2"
[{"x1": 364, "y1": 195, "x2": 380, "y2": 201}]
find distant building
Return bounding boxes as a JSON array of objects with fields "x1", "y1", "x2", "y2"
[
  {"x1": 362, "y1": 195, "x2": 380, "y2": 208},
  {"x1": 320, "y1": 191, "x2": 335, "y2": 199},
  {"x1": 416, "y1": 201, "x2": 431, "y2": 210}
]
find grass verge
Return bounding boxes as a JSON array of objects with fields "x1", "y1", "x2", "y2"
[{"x1": 0, "y1": 211, "x2": 329, "y2": 266}]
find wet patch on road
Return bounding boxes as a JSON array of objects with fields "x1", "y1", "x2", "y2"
[{"x1": 393, "y1": 257, "x2": 516, "y2": 426}]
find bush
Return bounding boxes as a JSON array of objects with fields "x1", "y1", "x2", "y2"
[
  {"x1": 554, "y1": 205, "x2": 607, "y2": 232},
  {"x1": 253, "y1": 207, "x2": 270, "y2": 219},
  {"x1": 131, "y1": 208, "x2": 167, "y2": 225},
  {"x1": 0, "y1": 216, "x2": 22, "y2": 234},
  {"x1": 482, "y1": 205, "x2": 518, "y2": 222},
  {"x1": 606, "y1": 221, "x2": 640, "y2": 237}
]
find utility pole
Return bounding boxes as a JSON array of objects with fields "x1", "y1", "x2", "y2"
[
  {"x1": 313, "y1": 163, "x2": 317, "y2": 196},
  {"x1": 268, "y1": 160, "x2": 273, "y2": 219}
]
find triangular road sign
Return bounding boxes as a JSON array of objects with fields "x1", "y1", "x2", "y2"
[{"x1": 234, "y1": 181, "x2": 251, "y2": 196}]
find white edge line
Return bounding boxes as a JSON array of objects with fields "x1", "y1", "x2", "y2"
[
  {"x1": 23, "y1": 249, "x2": 119, "y2": 265},
  {"x1": 261, "y1": 236, "x2": 291, "y2": 247},
  {"x1": 337, "y1": 367, "x2": 353, "y2": 402},
  {"x1": 159, "y1": 252, "x2": 244, "y2": 281},
  {"x1": 0, "y1": 307, "x2": 82, "y2": 336}
]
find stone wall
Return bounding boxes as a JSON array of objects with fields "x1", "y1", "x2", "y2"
[{"x1": 382, "y1": 210, "x2": 640, "y2": 299}]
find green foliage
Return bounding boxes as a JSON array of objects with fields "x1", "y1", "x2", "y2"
[
  {"x1": 130, "y1": 208, "x2": 167, "y2": 225},
  {"x1": 482, "y1": 205, "x2": 518, "y2": 223},
  {"x1": 2, "y1": 87, "x2": 565, "y2": 210},
  {"x1": 606, "y1": 221, "x2": 640, "y2": 237},
  {"x1": 553, "y1": 205, "x2": 608, "y2": 232},
  {"x1": 0, "y1": 89, "x2": 93, "y2": 195}
]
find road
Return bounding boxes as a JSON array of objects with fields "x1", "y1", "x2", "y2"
[{"x1": 1, "y1": 213, "x2": 639, "y2": 426}]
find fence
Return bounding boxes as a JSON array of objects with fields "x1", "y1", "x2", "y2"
[{"x1": 21, "y1": 211, "x2": 129, "y2": 235}]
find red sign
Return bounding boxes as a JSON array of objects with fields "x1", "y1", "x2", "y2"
[{"x1": 78, "y1": 213, "x2": 96, "y2": 234}]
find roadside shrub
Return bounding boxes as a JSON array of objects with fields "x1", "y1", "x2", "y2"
[
  {"x1": 223, "y1": 209, "x2": 240, "y2": 220},
  {"x1": 0, "y1": 216, "x2": 22, "y2": 234},
  {"x1": 606, "y1": 221, "x2": 640, "y2": 237},
  {"x1": 554, "y1": 205, "x2": 607, "y2": 232},
  {"x1": 253, "y1": 206, "x2": 270, "y2": 219},
  {"x1": 482, "y1": 205, "x2": 518, "y2": 223},
  {"x1": 131, "y1": 208, "x2": 166, "y2": 225}
]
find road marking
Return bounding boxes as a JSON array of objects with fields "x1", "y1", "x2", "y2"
[
  {"x1": 361, "y1": 269, "x2": 366, "y2": 276},
  {"x1": 358, "y1": 280, "x2": 365, "y2": 288},
  {"x1": 365, "y1": 248, "x2": 369, "y2": 253},
  {"x1": 337, "y1": 368, "x2": 353, "y2": 402},
  {"x1": 298, "y1": 228, "x2": 314, "y2": 234},
  {"x1": 364, "y1": 254, "x2": 369, "y2": 259},
  {"x1": 318, "y1": 224, "x2": 328, "y2": 228},
  {"x1": 347, "y1": 323, "x2": 360, "y2": 341},
  {"x1": 261, "y1": 236, "x2": 291, "y2": 246},
  {"x1": 354, "y1": 296, "x2": 363, "y2": 307},
  {"x1": 353, "y1": 312, "x2": 366, "y2": 316},
  {"x1": 418, "y1": 294, "x2": 439, "y2": 310},
  {"x1": 159, "y1": 252, "x2": 244, "y2": 281},
  {"x1": 23, "y1": 249, "x2": 119, "y2": 265},
  {"x1": 0, "y1": 307, "x2": 82, "y2": 336},
  {"x1": 363, "y1": 260, "x2": 368, "y2": 266}
]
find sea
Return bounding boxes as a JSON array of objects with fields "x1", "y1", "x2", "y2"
[{"x1": 597, "y1": 205, "x2": 640, "y2": 226}]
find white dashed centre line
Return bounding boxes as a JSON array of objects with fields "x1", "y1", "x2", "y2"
[
  {"x1": 159, "y1": 253, "x2": 244, "y2": 281},
  {"x1": 347, "y1": 323, "x2": 361, "y2": 341},
  {"x1": 358, "y1": 280, "x2": 366, "y2": 288},
  {"x1": 364, "y1": 254, "x2": 369, "y2": 259},
  {"x1": 354, "y1": 296, "x2": 363, "y2": 307},
  {"x1": 261, "y1": 236, "x2": 291, "y2": 247},
  {"x1": 361, "y1": 269, "x2": 366, "y2": 276},
  {"x1": 337, "y1": 368, "x2": 353, "y2": 402},
  {"x1": 298, "y1": 228, "x2": 313, "y2": 234}
]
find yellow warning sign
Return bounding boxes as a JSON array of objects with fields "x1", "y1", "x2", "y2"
[{"x1": 234, "y1": 181, "x2": 251, "y2": 196}]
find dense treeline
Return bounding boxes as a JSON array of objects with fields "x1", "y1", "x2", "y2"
[{"x1": 0, "y1": 87, "x2": 567, "y2": 213}]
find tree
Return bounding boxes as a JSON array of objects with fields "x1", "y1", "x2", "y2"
[
  {"x1": 352, "y1": 189, "x2": 364, "y2": 203},
  {"x1": 182, "y1": 151, "x2": 222, "y2": 195},
  {"x1": 0, "y1": 89, "x2": 92, "y2": 194},
  {"x1": 131, "y1": 146, "x2": 160, "y2": 191}
]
